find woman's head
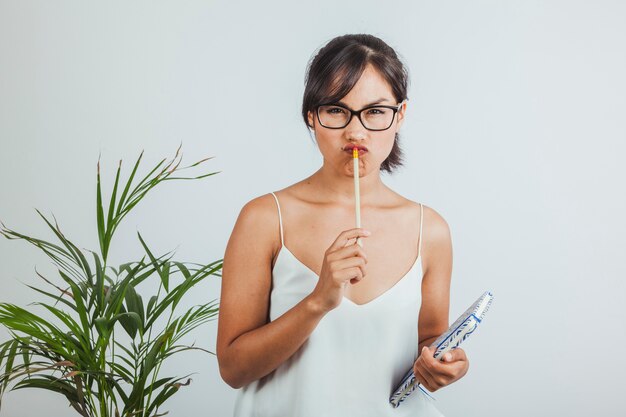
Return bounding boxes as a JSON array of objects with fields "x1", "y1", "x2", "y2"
[{"x1": 302, "y1": 34, "x2": 410, "y2": 175}]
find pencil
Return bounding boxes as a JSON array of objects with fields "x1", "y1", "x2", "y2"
[{"x1": 353, "y1": 148, "x2": 362, "y2": 247}]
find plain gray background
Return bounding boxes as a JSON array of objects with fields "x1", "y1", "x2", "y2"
[{"x1": 1, "y1": 1, "x2": 625, "y2": 416}]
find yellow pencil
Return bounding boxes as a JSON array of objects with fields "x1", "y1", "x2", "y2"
[{"x1": 353, "y1": 148, "x2": 362, "y2": 247}]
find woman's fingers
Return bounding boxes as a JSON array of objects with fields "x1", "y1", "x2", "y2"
[
  {"x1": 414, "y1": 350, "x2": 435, "y2": 389},
  {"x1": 311, "y1": 228, "x2": 371, "y2": 312},
  {"x1": 332, "y1": 264, "x2": 365, "y2": 283},
  {"x1": 327, "y1": 241, "x2": 368, "y2": 265},
  {"x1": 325, "y1": 230, "x2": 369, "y2": 282},
  {"x1": 330, "y1": 244, "x2": 368, "y2": 264},
  {"x1": 413, "y1": 367, "x2": 436, "y2": 392},
  {"x1": 414, "y1": 348, "x2": 468, "y2": 390},
  {"x1": 330, "y1": 245, "x2": 368, "y2": 281},
  {"x1": 446, "y1": 347, "x2": 468, "y2": 363},
  {"x1": 420, "y1": 359, "x2": 441, "y2": 391},
  {"x1": 327, "y1": 228, "x2": 370, "y2": 253}
]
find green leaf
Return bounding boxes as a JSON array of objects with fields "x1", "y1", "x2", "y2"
[
  {"x1": 108, "y1": 361, "x2": 133, "y2": 384},
  {"x1": 136, "y1": 232, "x2": 170, "y2": 292},
  {"x1": 57, "y1": 270, "x2": 91, "y2": 337},
  {"x1": 106, "y1": 160, "x2": 122, "y2": 245},
  {"x1": 95, "y1": 311, "x2": 141, "y2": 340},
  {"x1": 146, "y1": 295, "x2": 158, "y2": 317},
  {"x1": 160, "y1": 171, "x2": 220, "y2": 181},
  {"x1": 143, "y1": 332, "x2": 170, "y2": 377},
  {"x1": 0, "y1": 223, "x2": 84, "y2": 281},
  {"x1": 94, "y1": 316, "x2": 111, "y2": 339},
  {"x1": 91, "y1": 250, "x2": 105, "y2": 316},
  {"x1": 26, "y1": 283, "x2": 76, "y2": 312},
  {"x1": 146, "y1": 262, "x2": 222, "y2": 328},
  {"x1": 32, "y1": 209, "x2": 92, "y2": 283},
  {"x1": 146, "y1": 377, "x2": 192, "y2": 416},
  {"x1": 173, "y1": 262, "x2": 190, "y2": 280},
  {"x1": 116, "y1": 311, "x2": 142, "y2": 340},
  {"x1": 0, "y1": 304, "x2": 70, "y2": 354},
  {"x1": 103, "y1": 258, "x2": 145, "y2": 321},
  {"x1": 124, "y1": 285, "x2": 145, "y2": 328},
  {"x1": 115, "y1": 150, "x2": 143, "y2": 217},
  {"x1": 36, "y1": 304, "x2": 89, "y2": 349},
  {"x1": 0, "y1": 339, "x2": 18, "y2": 399},
  {"x1": 13, "y1": 376, "x2": 81, "y2": 403},
  {"x1": 96, "y1": 156, "x2": 107, "y2": 260}
]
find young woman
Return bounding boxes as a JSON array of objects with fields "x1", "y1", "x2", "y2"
[{"x1": 217, "y1": 34, "x2": 469, "y2": 416}]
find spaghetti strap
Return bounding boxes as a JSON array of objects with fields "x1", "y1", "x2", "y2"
[
  {"x1": 269, "y1": 192, "x2": 284, "y2": 247},
  {"x1": 417, "y1": 203, "x2": 424, "y2": 258}
]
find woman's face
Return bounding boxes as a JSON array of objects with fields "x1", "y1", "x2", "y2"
[{"x1": 307, "y1": 64, "x2": 407, "y2": 178}]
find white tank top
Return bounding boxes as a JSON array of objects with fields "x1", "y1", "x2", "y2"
[{"x1": 233, "y1": 192, "x2": 445, "y2": 417}]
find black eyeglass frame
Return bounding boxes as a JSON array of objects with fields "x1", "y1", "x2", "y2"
[{"x1": 315, "y1": 100, "x2": 405, "y2": 131}]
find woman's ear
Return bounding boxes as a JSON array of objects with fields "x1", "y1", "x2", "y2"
[
  {"x1": 396, "y1": 100, "x2": 408, "y2": 130},
  {"x1": 307, "y1": 110, "x2": 315, "y2": 129}
]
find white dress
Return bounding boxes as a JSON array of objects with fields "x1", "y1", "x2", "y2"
[{"x1": 233, "y1": 192, "x2": 445, "y2": 417}]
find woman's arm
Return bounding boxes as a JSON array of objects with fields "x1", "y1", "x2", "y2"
[
  {"x1": 216, "y1": 195, "x2": 328, "y2": 389},
  {"x1": 414, "y1": 205, "x2": 469, "y2": 391},
  {"x1": 417, "y1": 205, "x2": 452, "y2": 352}
]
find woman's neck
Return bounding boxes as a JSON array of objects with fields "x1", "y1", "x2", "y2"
[{"x1": 304, "y1": 166, "x2": 386, "y2": 207}]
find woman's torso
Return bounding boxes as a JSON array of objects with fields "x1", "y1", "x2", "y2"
[
  {"x1": 268, "y1": 186, "x2": 425, "y2": 305},
  {"x1": 233, "y1": 187, "x2": 445, "y2": 416}
]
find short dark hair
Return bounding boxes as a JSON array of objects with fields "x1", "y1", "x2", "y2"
[{"x1": 302, "y1": 34, "x2": 410, "y2": 174}]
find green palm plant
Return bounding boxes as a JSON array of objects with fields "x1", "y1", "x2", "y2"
[{"x1": 0, "y1": 146, "x2": 222, "y2": 417}]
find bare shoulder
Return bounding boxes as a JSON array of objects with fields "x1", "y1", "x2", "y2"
[
  {"x1": 422, "y1": 204, "x2": 452, "y2": 271},
  {"x1": 222, "y1": 192, "x2": 282, "y2": 289},
  {"x1": 421, "y1": 204, "x2": 451, "y2": 246},
  {"x1": 230, "y1": 193, "x2": 283, "y2": 258},
  {"x1": 238, "y1": 192, "x2": 279, "y2": 224},
  {"x1": 401, "y1": 196, "x2": 449, "y2": 233},
  {"x1": 403, "y1": 199, "x2": 452, "y2": 272},
  {"x1": 216, "y1": 193, "x2": 281, "y2": 362}
]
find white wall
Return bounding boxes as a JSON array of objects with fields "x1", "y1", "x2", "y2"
[{"x1": 1, "y1": 1, "x2": 624, "y2": 416}]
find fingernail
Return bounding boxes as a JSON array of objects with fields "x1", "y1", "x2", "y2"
[
  {"x1": 445, "y1": 353, "x2": 451, "y2": 361},
  {"x1": 363, "y1": 230, "x2": 371, "y2": 235}
]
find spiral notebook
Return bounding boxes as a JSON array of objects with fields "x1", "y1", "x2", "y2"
[{"x1": 389, "y1": 290, "x2": 494, "y2": 408}]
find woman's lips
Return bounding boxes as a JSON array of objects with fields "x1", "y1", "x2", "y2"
[
  {"x1": 345, "y1": 149, "x2": 367, "y2": 156},
  {"x1": 343, "y1": 145, "x2": 368, "y2": 155}
]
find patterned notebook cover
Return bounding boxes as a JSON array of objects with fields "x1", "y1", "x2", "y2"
[{"x1": 389, "y1": 290, "x2": 494, "y2": 408}]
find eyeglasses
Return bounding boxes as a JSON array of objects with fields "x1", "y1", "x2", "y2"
[{"x1": 315, "y1": 100, "x2": 405, "y2": 131}]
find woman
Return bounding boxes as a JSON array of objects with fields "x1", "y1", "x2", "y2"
[{"x1": 217, "y1": 34, "x2": 469, "y2": 416}]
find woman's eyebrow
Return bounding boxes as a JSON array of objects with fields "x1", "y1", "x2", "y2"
[{"x1": 336, "y1": 98, "x2": 392, "y2": 108}]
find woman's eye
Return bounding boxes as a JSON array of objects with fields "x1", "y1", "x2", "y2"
[
  {"x1": 327, "y1": 107, "x2": 346, "y2": 114},
  {"x1": 367, "y1": 108, "x2": 386, "y2": 115}
]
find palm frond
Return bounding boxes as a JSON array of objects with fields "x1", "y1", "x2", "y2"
[{"x1": 0, "y1": 147, "x2": 221, "y2": 417}]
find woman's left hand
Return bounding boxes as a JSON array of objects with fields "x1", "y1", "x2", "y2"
[{"x1": 412, "y1": 346, "x2": 469, "y2": 392}]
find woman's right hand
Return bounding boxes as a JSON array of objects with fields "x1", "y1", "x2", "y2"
[{"x1": 309, "y1": 228, "x2": 371, "y2": 313}]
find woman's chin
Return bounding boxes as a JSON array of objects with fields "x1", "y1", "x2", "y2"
[{"x1": 345, "y1": 163, "x2": 366, "y2": 177}]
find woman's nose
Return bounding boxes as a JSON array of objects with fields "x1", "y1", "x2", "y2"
[{"x1": 343, "y1": 114, "x2": 368, "y2": 140}]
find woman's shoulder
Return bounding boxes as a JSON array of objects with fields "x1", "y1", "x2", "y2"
[
  {"x1": 231, "y1": 192, "x2": 284, "y2": 250},
  {"x1": 398, "y1": 197, "x2": 452, "y2": 275},
  {"x1": 400, "y1": 196, "x2": 451, "y2": 239},
  {"x1": 237, "y1": 184, "x2": 304, "y2": 220},
  {"x1": 224, "y1": 192, "x2": 287, "y2": 265},
  {"x1": 236, "y1": 192, "x2": 283, "y2": 225}
]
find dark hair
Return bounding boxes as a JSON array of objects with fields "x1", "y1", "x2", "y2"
[{"x1": 302, "y1": 34, "x2": 410, "y2": 174}]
